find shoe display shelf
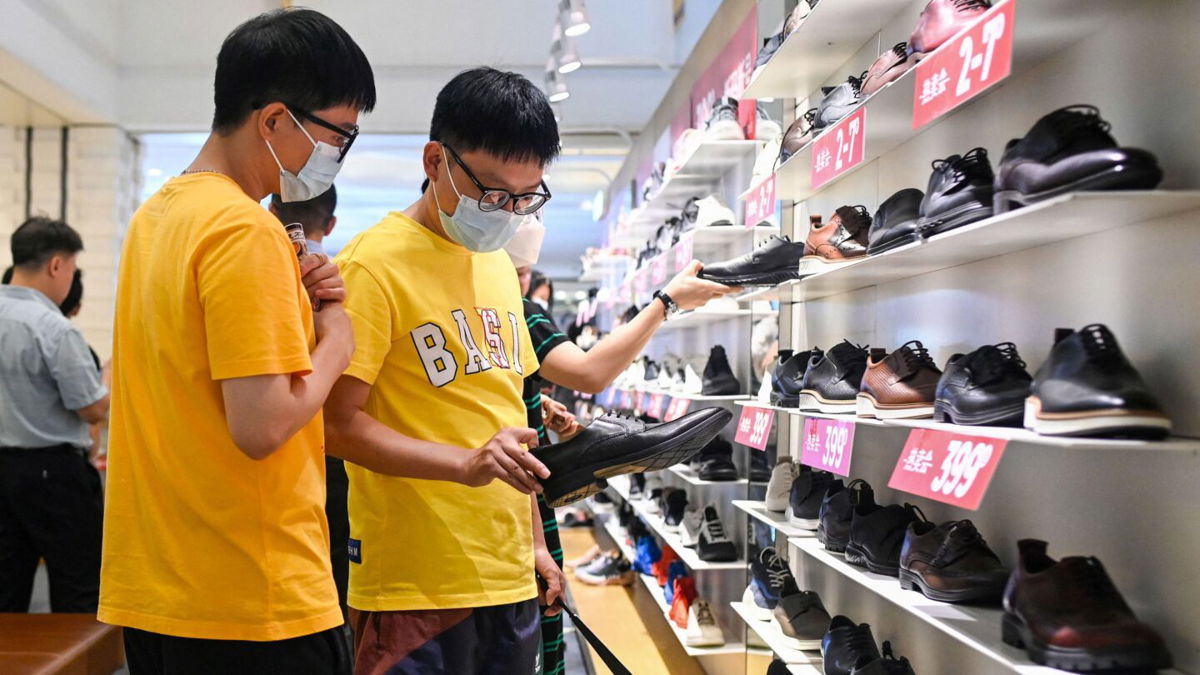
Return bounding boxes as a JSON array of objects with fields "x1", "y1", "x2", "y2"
[
  {"x1": 691, "y1": 223, "x2": 781, "y2": 246},
  {"x1": 730, "y1": 601, "x2": 824, "y2": 667},
  {"x1": 744, "y1": 0, "x2": 1119, "y2": 204},
  {"x1": 579, "y1": 254, "x2": 635, "y2": 283},
  {"x1": 787, "y1": 666, "x2": 823, "y2": 675},
  {"x1": 627, "y1": 388, "x2": 751, "y2": 403},
  {"x1": 658, "y1": 304, "x2": 768, "y2": 331},
  {"x1": 787, "y1": 537, "x2": 1184, "y2": 675},
  {"x1": 670, "y1": 464, "x2": 750, "y2": 487},
  {"x1": 731, "y1": 500, "x2": 817, "y2": 539},
  {"x1": 599, "y1": 513, "x2": 749, "y2": 657},
  {"x1": 608, "y1": 474, "x2": 745, "y2": 572}
]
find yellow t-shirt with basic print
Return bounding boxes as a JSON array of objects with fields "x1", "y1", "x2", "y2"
[
  {"x1": 335, "y1": 211, "x2": 539, "y2": 612},
  {"x1": 98, "y1": 173, "x2": 341, "y2": 641}
]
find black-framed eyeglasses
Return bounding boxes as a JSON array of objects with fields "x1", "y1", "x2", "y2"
[
  {"x1": 443, "y1": 144, "x2": 552, "y2": 215},
  {"x1": 290, "y1": 107, "x2": 359, "y2": 163}
]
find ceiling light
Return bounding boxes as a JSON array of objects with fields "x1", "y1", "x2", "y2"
[
  {"x1": 545, "y1": 60, "x2": 570, "y2": 103},
  {"x1": 550, "y1": 23, "x2": 582, "y2": 74},
  {"x1": 559, "y1": 0, "x2": 591, "y2": 37}
]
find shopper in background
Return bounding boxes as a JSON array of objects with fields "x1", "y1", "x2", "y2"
[
  {"x1": 325, "y1": 67, "x2": 562, "y2": 675},
  {"x1": 270, "y1": 184, "x2": 338, "y2": 256},
  {"x1": 56, "y1": 269, "x2": 108, "y2": 464},
  {"x1": 98, "y1": 9, "x2": 373, "y2": 674},
  {"x1": 0, "y1": 216, "x2": 108, "y2": 613},
  {"x1": 526, "y1": 268, "x2": 554, "y2": 312}
]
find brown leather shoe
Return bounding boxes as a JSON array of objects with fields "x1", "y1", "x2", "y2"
[
  {"x1": 856, "y1": 341, "x2": 941, "y2": 419},
  {"x1": 909, "y1": 0, "x2": 991, "y2": 59},
  {"x1": 860, "y1": 42, "x2": 914, "y2": 97},
  {"x1": 796, "y1": 205, "x2": 870, "y2": 275},
  {"x1": 779, "y1": 108, "x2": 819, "y2": 164},
  {"x1": 1002, "y1": 539, "x2": 1173, "y2": 673},
  {"x1": 899, "y1": 518, "x2": 1008, "y2": 603}
]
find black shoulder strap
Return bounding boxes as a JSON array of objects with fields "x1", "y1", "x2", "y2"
[{"x1": 555, "y1": 601, "x2": 632, "y2": 675}]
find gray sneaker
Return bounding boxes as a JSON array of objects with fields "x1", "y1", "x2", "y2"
[{"x1": 765, "y1": 457, "x2": 799, "y2": 513}]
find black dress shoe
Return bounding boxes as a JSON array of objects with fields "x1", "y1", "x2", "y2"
[
  {"x1": 850, "y1": 641, "x2": 915, "y2": 674},
  {"x1": 994, "y1": 105, "x2": 1162, "y2": 213},
  {"x1": 663, "y1": 488, "x2": 689, "y2": 530},
  {"x1": 797, "y1": 341, "x2": 869, "y2": 413},
  {"x1": 867, "y1": 188, "x2": 924, "y2": 254},
  {"x1": 532, "y1": 407, "x2": 733, "y2": 507},
  {"x1": 695, "y1": 437, "x2": 738, "y2": 481},
  {"x1": 1025, "y1": 324, "x2": 1170, "y2": 438},
  {"x1": 749, "y1": 446, "x2": 772, "y2": 482},
  {"x1": 900, "y1": 517, "x2": 1008, "y2": 603},
  {"x1": 699, "y1": 235, "x2": 806, "y2": 286},
  {"x1": 771, "y1": 348, "x2": 823, "y2": 407},
  {"x1": 822, "y1": 615, "x2": 881, "y2": 675},
  {"x1": 818, "y1": 478, "x2": 874, "y2": 553},
  {"x1": 918, "y1": 147, "x2": 995, "y2": 236},
  {"x1": 934, "y1": 342, "x2": 1032, "y2": 426},
  {"x1": 845, "y1": 502, "x2": 922, "y2": 576},
  {"x1": 701, "y1": 345, "x2": 742, "y2": 396},
  {"x1": 787, "y1": 465, "x2": 836, "y2": 530}
]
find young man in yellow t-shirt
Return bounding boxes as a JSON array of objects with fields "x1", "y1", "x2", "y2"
[
  {"x1": 324, "y1": 67, "x2": 566, "y2": 674},
  {"x1": 99, "y1": 9, "x2": 371, "y2": 673}
]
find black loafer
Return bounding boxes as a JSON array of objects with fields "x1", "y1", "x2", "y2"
[
  {"x1": 533, "y1": 407, "x2": 733, "y2": 507},
  {"x1": 867, "y1": 188, "x2": 923, "y2": 255}
]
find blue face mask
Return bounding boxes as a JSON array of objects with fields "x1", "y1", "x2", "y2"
[
  {"x1": 433, "y1": 147, "x2": 524, "y2": 252},
  {"x1": 265, "y1": 109, "x2": 343, "y2": 203}
]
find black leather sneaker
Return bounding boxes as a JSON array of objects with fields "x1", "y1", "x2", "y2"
[
  {"x1": 850, "y1": 641, "x2": 915, "y2": 674},
  {"x1": 918, "y1": 147, "x2": 995, "y2": 237},
  {"x1": 771, "y1": 348, "x2": 823, "y2": 407},
  {"x1": 701, "y1": 345, "x2": 742, "y2": 396},
  {"x1": 934, "y1": 342, "x2": 1032, "y2": 426},
  {"x1": 695, "y1": 437, "x2": 738, "y2": 481},
  {"x1": 1025, "y1": 324, "x2": 1170, "y2": 438},
  {"x1": 818, "y1": 479, "x2": 875, "y2": 553},
  {"x1": 696, "y1": 505, "x2": 739, "y2": 562},
  {"x1": 663, "y1": 488, "x2": 689, "y2": 530},
  {"x1": 774, "y1": 589, "x2": 832, "y2": 650},
  {"x1": 845, "y1": 502, "x2": 922, "y2": 576},
  {"x1": 867, "y1": 188, "x2": 924, "y2": 255},
  {"x1": 994, "y1": 105, "x2": 1162, "y2": 213},
  {"x1": 698, "y1": 235, "x2": 806, "y2": 286},
  {"x1": 822, "y1": 615, "x2": 882, "y2": 675},
  {"x1": 533, "y1": 407, "x2": 733, "y2": 507},
  {"x1": 797, "y1": 341, "x2": 869, "y2": 414},
  {"x1": 787, "y1": 465, "x2": 836, "y2": 530}
]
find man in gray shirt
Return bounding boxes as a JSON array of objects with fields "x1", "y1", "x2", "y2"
[{"x1": 0, "y1": 216, "x2": 109, "y2": 612}]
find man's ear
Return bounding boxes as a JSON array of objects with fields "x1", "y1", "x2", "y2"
[
  {"x1": 422, "y1": 141, "x2": 444, "y2": 182},
  {"x1": 324, "y1": 216, "x2": 337, "y2": 237},
  {"x1": 258, "y1": 102, "x2": 291, "y2": 141},
  {"x1": 47, "y1": 254, "x2": 63, "y2": 278}
]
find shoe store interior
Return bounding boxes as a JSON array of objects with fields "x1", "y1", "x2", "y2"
[{"x1": 2, "y1": 1, "x2": 1199, "y2": 674}]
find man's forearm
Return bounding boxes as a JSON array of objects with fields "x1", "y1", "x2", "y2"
[
  {"x1": 541, "y1": 298, "x2": 666, "y2": 393},
  {"x1": 325, "y1": 408, "x2": 465, "y2": 481},
  {"x1": 531, "y1": 493, "x2": 549, "y2": 552}
]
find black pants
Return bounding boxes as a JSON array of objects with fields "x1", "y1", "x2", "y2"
[
  {"x1": 124, "y1": 625, "x2": 351, "y2": 675},
  {"x1": 0, "y1": 445, "x2": 102, "y2": 612},
  {"x1": 325, "y1": 456, "x2": 350, "y2": 619}
]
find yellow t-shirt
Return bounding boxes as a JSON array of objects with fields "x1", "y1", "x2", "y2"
[
  {"x1": 98, "y1": 173, "x2": 341, "y2": 641},
  {"x1": 336, "y1": 211, "x2": 538, "y2": 611}
]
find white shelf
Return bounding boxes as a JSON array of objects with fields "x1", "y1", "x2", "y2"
[
  {"x1": 693, "y1": 224, "x2": 780, "y2": 246},
  {"x1": 669, "y1": 465, "x2": 749, "y2": 487},
  {"x1": 732, "y1": 500, "x2": 818, "y2": 539},
  {"x1": 636, "y1": 389, "x2": 752, "y2": 402},
  {"x1": 744, "y1": 0, "x2": 911, "y2": 100},
  {"x1": 607, "y1": 476, "x2": 745, "y2": 571},
  {"x1": 751, "y1": 0, "x2": 1123, "y2": 202},
  {"x1": 730, "y1": 601, "x2": 824, "y2": 665},
  {"x1": 788, "y1": 665, "x2": 823, "y2": 675},
  {"x1": 660, "y1": 306, "x2": 762, "y2": 330},
  {"x1": 788, "y1": 537, "x2": 1187, "y2": 675}
]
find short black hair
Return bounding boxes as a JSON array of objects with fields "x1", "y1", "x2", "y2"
[
  {"x1": 11, "y1": 216, "x2": 83, "y2": 268},
  {"x1": 431, "y1": 67, "x2": 560, "y2": 165},
  {"x1": 60, "y1": 269, "x2": 83, "y2": 316},
  {"x1": 1, "y1": 266, "x2": 11, "y2": 284},
  {"x1": 212, "y1": 8, "x2": 376, "y2": 133},
  {"x1": 270, "y1": 185, "x2": 337, "y2": 237}
]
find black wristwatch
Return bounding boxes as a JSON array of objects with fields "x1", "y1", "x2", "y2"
[{"x1": 653, "y1": 290, "x2": 678, "y2": 319}]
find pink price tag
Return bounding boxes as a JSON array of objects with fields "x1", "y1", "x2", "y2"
[
  {"x1": 633, "y1": 268, "x2": 649, "y2": 301},
  {"x1": 620, "y1": 390, "x2": 633, "y2": 410},
  {"x1": 663, "y1": 397, "x2": 691, "y2": 422},
  {"x1": 887, "y1": 429, "x2": 1008, "y2": 511},
  {"x1": 650, "y1": 254, "x2": 668, "y2": 285},
  {"x1": 673, "y1": 233, "x2": 694, "y2": 273},
  {"x1": 811, "y1": 107, "x2": 867, "y2": 190},
  {"x1": 634, "y1": 391, "x2": 646, "y2": 412},
  {"x1": 646, "y1": 393, "x2": 666, "y2": 420},
  {"x1": 744, "y1": 175, "x2": 775, "y2": 228},
  {"x1": 734, "y1": 406, "x2": 774, "y2": 450},
  {"x1": 799, "y1": 417, "x2": 856, "y2": 476},
  {"x1": 912, "y1": 0, "x2": 1014, "y2": 129}
]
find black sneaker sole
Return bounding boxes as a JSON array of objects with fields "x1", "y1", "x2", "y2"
[
  {"x1": 697, "y1": 468, "x2": 739, "y2": 481},
  {"x1": 816, "y1": 524, "x2": 848, "y2": 553},
  {"x1": 993, "y1": 161, "x2": 1163, "y2": 214},
  {"x1": 865, "y1": 229, "x2": 920, "y2": 255},
  {"x1": 538, "y1": 407, "x2": 733, "y2": 507},
  {"x1": 897, "y1": 568, "x2": 1004, "y2": 604},
  {"x1": 699, "y1": 269, "x2": 800, "y2": 287},
  {"x1": 917, "y1": 201, "x2": 994, "y2": 237},
  {"x1": 770, "y1": 392, "x2": 800, "y2": 407},
  {"x1": 932, "y1": 399, "x2": 1024, "y2": 427},
  {"x1": 843, "y1": 542, "x2": 900, "y2": 576},
  {"x1": 1001, "y1": 612, "x2": 1173, "y2": 672}
]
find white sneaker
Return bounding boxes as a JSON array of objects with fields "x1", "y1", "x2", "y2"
[
  {"x1": 756, "y1": 104, "x2": 783, "y2": 140},
  {"x1": 756, "y1": 374, "x2": 774, "y2": 403},
  {"x1": 656, "y1": 369, "x2": 674, "y2": 392},
  {"x1": 751, "y1": 133, "x2": 782, "y2": 191},
  {"x1": 678, "y1": 508, "x2": 703, "y2": 547},
  {"x1": 705, "y1": 98, "x2": 745, "y2": 141},
  {"x1": 765, "y1": 458, "x2": 799, "y2": 513},
  {"x1": 641, "y1": 475, "x2": 663, "y2": 507},
  {"x1": 692, "y1": 196, "x2": 736, "y2": 228},
  {"x1": 682, "y1": 365, "x2": 703, "y2": 395},
  {"x1": 685, "y1": 599, "x2": 726, "y2": 647}
]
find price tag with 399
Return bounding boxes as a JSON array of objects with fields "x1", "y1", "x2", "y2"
[
  {"x1": 734, "y1": 406, "x2": 774, "y2": 450},
  {"x1": 799, "y1": 417, "x2": 856, "y2": 476},
  {"x1": 887, "y1": 429, "x2": 1008, "y2": 510}
]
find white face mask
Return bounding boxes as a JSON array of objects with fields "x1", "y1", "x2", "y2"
[
  {"x1": 504, "y1": 214, "x2": 546, "y2": 268},
  {"x1": 433, "y1": 146, "x2": 525, "y2": 252},
  {"x1": 265, "y1": 109, "x2": 343, "y2": 203}
]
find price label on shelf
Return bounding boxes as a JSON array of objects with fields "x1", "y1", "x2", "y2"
[
  {"x1": 599, "y1": 387, "x2": 616, "y2": 408},
  {"x1": 888, "y1": 429, "x2": 1008, "y2": 510},
  {"x1": 620, "y1": 389, "x2": 634, "y2": 410},
  {"x1": 673, "y1": 232, "x2": 694, "y2": 273},
  {"x1": 744, "y1": 174, "x2": 776, "y2": 228},
  {"x1": 912, "y1": 0, "x2": 1014, "y2": 129},
  {"x1": 634, "y1": 391, "x2": 646, "y2": 412},
  {"x1": 799, "y1": 417, "x2": 856, "y2": 476},
  {"x1": 734, "y1": 406, "x2": 774, "y2": 450},
  {"x1": 633, "y1": 267, "x2": 649, "y2": 303},
  {"x1": 646, "y1": 393, "x2": 667, "y2": 420},
  {"x1": 811, "y1": 106, "x2": 867, "y2": 189},
  {"x1": 663, "y1": 397, "x2": 691, "y2": 422},
  {"x1": 650, "y1": 253, "x2": 668, "y2": 285}
]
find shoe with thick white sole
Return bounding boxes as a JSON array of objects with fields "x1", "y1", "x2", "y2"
[
  {"x1": 856, "y1": 341, "x2": 941, "y2": 420},
  {"x1": 855, "y1": 393, "x2": 935, "y2": 419},
  {"x1": 704, "y1": 97, "x2": 745, "y2": 141},
  {"x1": 786, "y1": 507, "x2": 821, "y2": 530},
  {"x1": 796, "y1": 391, "x2": 857, "y2": 414},
  {"x1": 678, "y1": 508, "x2": 703, "y2": 548},
  {"x1": 684, "y1": 195, "x2": 737, "y2": 228},
  {"x1": 741, "y1": 584, "x2": 775, "y2": 622},
  {"x1": 685, "y1": 600, "x2": 726, "y2": 647},
  {"x1": 1023, "y1": 398, "x2": 1171, "y2": 437},
  {"x1": 682, "y1": 365, "x2": 704, "y2": 395}
]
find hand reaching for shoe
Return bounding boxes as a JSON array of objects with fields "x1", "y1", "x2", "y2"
[
  {"x1": 541, "y1": 397, "x2": 583, "y2": 441},
  {"x1": 663, "y1": 260, "x2": 741, "y2": 310},
  {"x1": 458, "y1": 427, "x2": 550, "y2": 494}
]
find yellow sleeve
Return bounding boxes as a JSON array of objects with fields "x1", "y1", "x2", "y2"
[
  {"x1": 197, "y1": 221, "x2": 313, "y2": 381},
  {"x1": 340, "y1": 260, "x2": 394, "y2": 385}
]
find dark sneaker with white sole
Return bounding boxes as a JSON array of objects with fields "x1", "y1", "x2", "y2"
[
  {"x1": 797, "y1": 341, "x2": 869, "y2": 414},
  {"x1": 699, "y1": 235, "x2": 806, "y2": 286},
  {"x1": 845, "y1": 503, "x2": 922, "y2": 576},
  {"x1": 696, "y1": 505, "x2": 738, "y2": 562},
  {"x1": 1024, "y1": 324, "x2": 1170, "y2": 438},
  {"x1": 850, "y1": 641, "x2": 915, "y2": 674},
  {"x1": 788, "y1": 465, "x2": 836, "y2": 530},
  {"x1": 695, "y1": 437, "x2": 738, "y2": 481},
  {"x1": 934, "y1": 342, "x2": 1032, "y2": 426},
  {"x1": 818, "y1": 478, "x2": 875, "y2": 553},
  {"x1": 663, "y1": 489, "x2": 689, "y2": 531},
  {"x1": 918, "y1": 147, "x2": 995, "y2": 237},
  {"x1": 701, "y1": 345, "x2": 742, "y2": 396},
  {"x1": 533, "y1": 407, "x2": 733, "y2": 507},
  {"x1": 774, "y1": 589, "x2": 831, "y2": 651}
]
